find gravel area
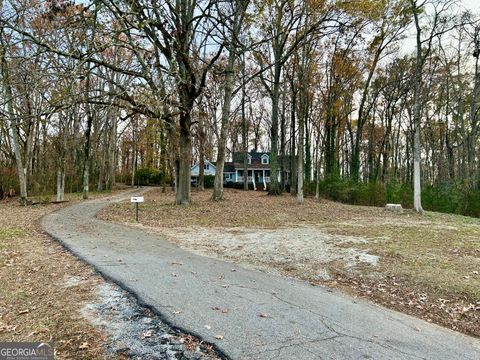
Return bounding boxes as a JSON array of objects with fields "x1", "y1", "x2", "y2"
[
  {"x1": 137, "y1": 224, "x2": 378, "y2": 282},
  {"x1": 81, "y1": 280, "x2": 220, "y2": 360}
]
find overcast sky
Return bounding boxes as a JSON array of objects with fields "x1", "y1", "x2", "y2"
[{"x1": 463, "y1": 0, "x2": 480, "y2": 12}]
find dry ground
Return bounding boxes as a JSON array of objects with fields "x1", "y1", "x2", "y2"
[
  {"x1": 1, "y1": 189, "x2": 222, "y2": 360},
  {"x1": 100, "y1": 188, "x2": 480, "y2": 337},
  {"x1": 0, "y1": 192, "x2": 115, "y2": 358}
]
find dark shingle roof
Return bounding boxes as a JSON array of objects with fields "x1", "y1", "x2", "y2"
[
  {"x1": 232, "y1": 151, "x2": 270, "y2": 163},
  {"x1": 224, "y1": 162, "x2": 235, "y2": 172},
  {"x1": 230, "y1": 152, "x2": 293, "y2": 170}
]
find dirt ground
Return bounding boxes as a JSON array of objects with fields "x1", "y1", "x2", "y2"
[
  {"x1": 0, "y1": 189, "x2": 221, "y2": 359},
  {"x1": 0, "y1": 193, "x2": 111, "y2": 358},
  {"x1": 100, "y1": 188, "x2": 480, "y2": 337}
]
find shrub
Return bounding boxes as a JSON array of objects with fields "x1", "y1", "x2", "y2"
[
  {"x1": 134, "y1": 168, "x2": 163, "y2": 186},
  {"x1": 204, "y1": 175, "x2": 215, "y2": 188},
  {"x1": 314, "y1": 177, "x2": 480, "y2": 218}
]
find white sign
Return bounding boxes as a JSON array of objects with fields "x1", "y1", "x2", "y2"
[{"x1": 130, "y1": 196, "x2": 144, "y2": 203}]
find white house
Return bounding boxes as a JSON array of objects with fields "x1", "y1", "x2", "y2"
[
  {"x1": 191, "y1": 152, "x2": 290, "y2": 189},
  {"x1": 191, "y1": 160, "x2": 216, "y2": 185}
]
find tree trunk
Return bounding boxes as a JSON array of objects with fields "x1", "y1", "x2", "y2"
[
  {"x1": 56, "y1": 114, "x2": 68, "y2": 202},
  {"x1": 297, "y1": 104, "x2": 304, "y2": 204},
  {"x1": 198, "y1": 133, "x2": 205, "y2": 191},
  {"x1": 83, "y1": 110, "x2": 93, "y2": 200},
  {"x1": 107, "y1": 111, "x2": 117, "y2": 190},
  {"x1": 469, "y1": 54, "x2": 479, "y2": 189},
  {"x1": 268, "y1": 61, "x2": 282, "y2": 195},
  {"x1": 315, "y1": 135, "x2": 321, "y2": 200},
  {"x1": 97, "y1": 125, "x2": 108, "y2": 192},
  {"x1": 212, "y1": 36, "x2": 237, "y2": 200},
  {"x1": 290, "y1": 77, "x2": 297, "y2": 195},
  {"x1": 0, "y1": 39, "x2": 28, "y2": 204},
  {"x1": 56, "y1": 169, "x2": 65, "y2": 202},
  {"x1": 242, "y1": 87, "x2": 249, "y2": 191},
  {"x1": 411, "y1": 0, "x2": 424, "y2": 213},
  {"x1": 211, "y1": 0, "x2": 247, "y2": 199},
  {"x1": 176, "y1": 120, "x2": 192, "y2": 205},
  {"x1": 280, "y1": 88, "x2": 286, "y2": 190},
  {"x1": 297, "y1": 49, "x2": 308, "y2": 204},
  {"x1": 304, "y1": 104, "x2": 311, "y2": 183},
  {"x1": 351, "y1": 50, "x2": 382, "y2": 182}
]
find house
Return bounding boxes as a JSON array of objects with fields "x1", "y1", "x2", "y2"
[
  {"x1": 226, "y1": 152, "x2": 291, "y2": 190},
  {"x1": 191, "y1": 160, "x2": 216, "y2": 185},
  {"x1": 191, "y1": 152, "x2": 290, "y2": 189}
]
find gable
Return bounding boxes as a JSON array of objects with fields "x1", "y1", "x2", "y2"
[
  {"x1": 261, "y1": 154, "x2": 269, "y2": 164},
  {"x1": 191, "y1": 160, "x2": 216, "y2": 176}
]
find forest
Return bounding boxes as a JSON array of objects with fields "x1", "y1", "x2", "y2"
[{"x1": 1, "y1": 0, "x2": 480, "y2": 216}]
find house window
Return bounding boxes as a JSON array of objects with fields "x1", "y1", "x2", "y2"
[
  {"x1": 248, "y1": 155, "x2": 252, "y2": 165},
  {"x1": 204, "y1": 164, "x2": 209, "y2": 170},
  {"x1": 261, "y1": 155, "x2": 269, "y2": 164}
]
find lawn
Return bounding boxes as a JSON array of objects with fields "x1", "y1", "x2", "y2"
[{"x1": 100, "y1": 187, "x2": 480, "y2": 337}]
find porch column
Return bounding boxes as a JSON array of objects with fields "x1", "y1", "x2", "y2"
[{"x1": 263, "y1": 169, "x2": 266, "y2": 191}]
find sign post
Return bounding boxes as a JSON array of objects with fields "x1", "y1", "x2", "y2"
[{"x1": 130, "y1": 196, "x2": 144, "y2": 222}]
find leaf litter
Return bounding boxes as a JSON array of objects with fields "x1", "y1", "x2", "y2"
[{"x1": 100, "y1": 188, "x2": 480, "y2": 337}]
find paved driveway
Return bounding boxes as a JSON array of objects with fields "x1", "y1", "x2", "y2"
[{"x1": 42, "y1": 190, "x2": 480, "y2": 360}]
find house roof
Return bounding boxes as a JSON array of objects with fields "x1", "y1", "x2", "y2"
[
  {"x1": 224, "y1": 162, "x2": 235, "y2": 172},
  {"x1": 231, "y1": 151, "x2": 294, "y2": 170},
  {"x1": 191, "y1": 159, "x2": 216, "y2": 170},
  {"x1": 232, "y1": 151, "x2": 270, "y2": 163}
]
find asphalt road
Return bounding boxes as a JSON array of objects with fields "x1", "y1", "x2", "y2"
[{"x1": 42, "y1": 190, "x2": 480, "y2": 360}]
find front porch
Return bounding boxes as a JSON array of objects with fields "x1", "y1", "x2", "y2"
[{"x1": 236, "y1": 169, "x2": 271, "y2": 184}]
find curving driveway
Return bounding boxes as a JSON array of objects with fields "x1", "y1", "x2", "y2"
[{"x1": 42, "y1": 190, "x2": 480, "y2": 360}]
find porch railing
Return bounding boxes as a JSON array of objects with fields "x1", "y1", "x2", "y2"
[{"x1": 236, "y1": 176, "x2": 254, "y2": 183}]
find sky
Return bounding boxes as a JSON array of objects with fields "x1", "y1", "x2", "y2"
[
  {"x1": 397, "y1": 0, "x2": 480, "y2": 56},
  {"x1": 463, "y1": 0, "x2": 480, "y2": 13}
]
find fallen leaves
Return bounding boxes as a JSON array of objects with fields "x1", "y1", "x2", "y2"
[
  {"x1": 0, "y1": 323, "x2": 17, "y2": 333},
  {"x1": 213, "y1": 335, "x2": 224, "y2": 340},
  {"x1": 0, "y1": 197, "x2": 111, "y2": 358},
  {"x1": 78, "y1": 342, "x2": 90, "y2": 350},
  {"x1": 336, "y1": 274, "x2": 480, "y2": 337},
  {"x1": 100, "y1": 188, "x2": 480, "y2": 338}
]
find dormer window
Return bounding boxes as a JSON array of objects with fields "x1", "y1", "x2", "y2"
[
  {"x1": 261, "y1": 154, "x2": 269, "y2": 165},
  {"x1": 204, "y1": 163, "x2": 209, "y2": 170},
  {"x1": 248, "y1": 155, "x2": 252, "y2": 165}
]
